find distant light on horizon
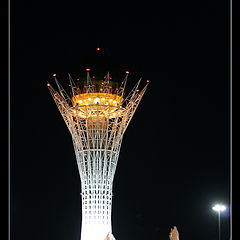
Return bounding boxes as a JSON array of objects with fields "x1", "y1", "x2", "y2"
[{"x1": 212, "y1": 204, "x2": 226, "y2": 212}]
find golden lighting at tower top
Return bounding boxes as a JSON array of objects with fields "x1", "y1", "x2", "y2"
[
  {"x1": 72, "y1": 93, "x2": 123, "y2": 106},
  {"x1": 71, "y1": 93, "x2": 124, "y2": 119},
  {"x1": 48, "y1": 71, "x2": 149, "y2": 120}
]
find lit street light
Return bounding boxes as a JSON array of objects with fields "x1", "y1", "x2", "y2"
[{"x1": 212, "y1": 204, "x2": 226, "y2": 240}]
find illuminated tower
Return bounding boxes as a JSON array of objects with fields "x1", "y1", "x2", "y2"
[{"x1": 47, "y1": 71, "x2": 148, "y2": 240}]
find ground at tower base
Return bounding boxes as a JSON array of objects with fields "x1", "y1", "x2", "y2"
[{"x1": 103, "y1": 226, "x2": 180, "y2": 240}]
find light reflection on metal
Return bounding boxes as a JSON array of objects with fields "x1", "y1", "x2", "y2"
[{"x1": 47, "y1": 72, "x2": 148, "y2": 240}]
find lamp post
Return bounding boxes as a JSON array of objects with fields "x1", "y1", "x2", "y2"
[{"x1": 212, "y1": 204, "x2": 226, "y2": 240}]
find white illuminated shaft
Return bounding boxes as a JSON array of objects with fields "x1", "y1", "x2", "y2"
[
  {"x1": 48, "y1": 73, "x2": 148, "y2": 240},
  {"x1": 73, "y1": 119, "x2": 121, "y2": 240}
]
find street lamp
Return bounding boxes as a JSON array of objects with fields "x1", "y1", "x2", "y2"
[{"x1": 212, "y1": 204, "x2": 226, "y2": 240}]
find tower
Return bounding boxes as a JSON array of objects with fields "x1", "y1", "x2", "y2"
[{"x1": 47, "y1": 71, "x2": 148, "y2": 240}]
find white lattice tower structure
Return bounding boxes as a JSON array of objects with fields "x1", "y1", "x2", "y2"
[{"x1": 47, "y1": 72, "x2": 148, "y2": 240}]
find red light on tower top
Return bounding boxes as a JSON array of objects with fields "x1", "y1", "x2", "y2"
[
  {"x1": 96, "y1": 47, "x2": 100, "y2": 51},
  {"x1": 52, "y1": 73, "x2": 57, "y2": 77},
  {"x1": 125, "y1": 71, "x2": 130, "y2": 74},
  {"x1": 86, "y1": 68, "x2": 91, "y2": 72}
]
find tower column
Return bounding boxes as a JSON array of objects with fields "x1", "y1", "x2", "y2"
[
  {"x1": 81, "y1": 182, "x2": 113, "y2": 240},
  {"x1": 75, "y1": 146, "x2": 116, "y2": 240}
]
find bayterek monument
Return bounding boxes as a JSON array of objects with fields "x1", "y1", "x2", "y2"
[{"x1": 47, "y1": 52, "x2": 149, "y2": 240}]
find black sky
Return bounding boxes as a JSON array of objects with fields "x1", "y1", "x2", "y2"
[{"x1": 11, "y1": 0, "x2": 230, "y2": 240}]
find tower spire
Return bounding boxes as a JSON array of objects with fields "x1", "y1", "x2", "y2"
[
  {"x1": 101, "y1": 72, "x2": 111, "y2": 94},
  {"x1": 52, "y1": 74, "x2": 72, "y2": 104},
  {"x1": 68, "y1": 73, "x2": 79, "y2": 97},
  {"x1": 116, "y1": 74, "x2": 128, "y2": 99},
  {"x1": 86, "y1": 70, "x2": 95, "y2": 93}
]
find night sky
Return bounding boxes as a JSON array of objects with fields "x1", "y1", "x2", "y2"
[{"x1": 11, "y1": 0, "x2": 230, "y2": 240}]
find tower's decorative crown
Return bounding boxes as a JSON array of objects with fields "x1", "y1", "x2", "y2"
[{"x1": 47, "y1": 71, "x2": 149, "y2": 123}]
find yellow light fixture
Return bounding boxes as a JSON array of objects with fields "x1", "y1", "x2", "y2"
[{"x1": 72, "y1": 93, "x2": 124, "y2": 119}]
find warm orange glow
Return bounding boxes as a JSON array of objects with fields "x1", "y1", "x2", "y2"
[
  {"x1": 73, "y1": 93, "x2": 122, "y2": 106},
  {"x1": 52, "y1": 73, "x2": 57, "y2": 77},
  {"x1": 71, "y1": 92, "x2": 124, "y2": 119},
  {"x1": 125, "y1": 71, "x2": 130, "y2": 74},
  {"x1": 96, "y1": 47, "x2": 100, "y2": 51},
  {"x1": 86, "y1": 68, "x2": 91, "y2": 72},
  {"x1": 146, "y1": 80, "x2": 150, "y2": 83},
  {"x1": 47, "y1": 83, "x2": 51, "y2": 87}
]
